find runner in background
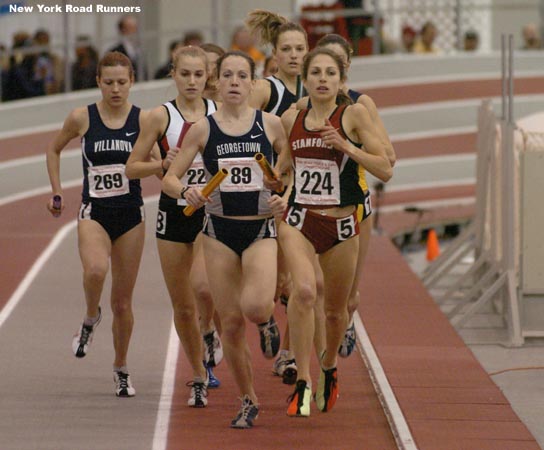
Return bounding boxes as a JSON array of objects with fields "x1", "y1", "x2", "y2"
[{"x1": 125, "y1": 45, "x2": 222, "y2": 407}]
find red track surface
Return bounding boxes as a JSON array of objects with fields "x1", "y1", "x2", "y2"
[{"x1": 1, "y1": 76, "x2": 542, "y2": 449}]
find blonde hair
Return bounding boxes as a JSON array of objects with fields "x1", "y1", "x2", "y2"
[{"x1": 246, "y1": 9, "x2": 307, "y2": 49}]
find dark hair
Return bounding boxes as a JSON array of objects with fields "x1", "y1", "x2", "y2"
[
  {"x1": 216, "y1": 50, "x2": 256, "y2": 80},
  {"x1": 246, "y1": 9, "x2": 307, "y2": 49},
  {"x1": 302, "y1": 47, "x2": 352, "y2": 106},
  {"x1": 97, "y1": 51, "x2": 134, "y2": 78},
  {"x1": 182, "y1": 30, "x2": 204, "y2": 46},
  {"x1": 200, "y1": 43, "x2": 225, "y2": 57},
  {"x1": 316, "y1": 34, "x2": 353, "y2": 62}
]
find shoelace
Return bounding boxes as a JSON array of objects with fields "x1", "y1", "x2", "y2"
[
  {"x1": 117, "y1": 372, "x2": 129, "y2": 391},
  {"x1": 286, "y1": 382, "x2": 305, "y2": 404},
  {"x1": 238, "y1": 398, "x2": 256, "y2": 419},
  {"x1": 79, "y1": 325, "x2": 93, "y2": 345},
  {"x1": 186, "y1": 381, "x2": 208, "y2": 399},
  {"x1": 204, "y1": 333, "x2": 216, "y2": 358}
]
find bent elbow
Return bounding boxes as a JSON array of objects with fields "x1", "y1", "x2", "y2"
[
  {"x1": 380, "y1": 168, "x2": 393, "y2": 183},
  {"x1": 125, "y1": 165, "x2": 136, "y2": 179}
]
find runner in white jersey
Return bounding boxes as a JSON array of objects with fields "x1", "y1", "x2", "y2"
[{"x1": 125, "y1": 45, "x2": 222, "y2": 407}]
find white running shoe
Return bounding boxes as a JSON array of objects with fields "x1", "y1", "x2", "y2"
[
  {"x1": 72, "y1": 307, "x2": 102, "y2": 358},
  {"x1": 114, "y1": 371, "x2": 136, "y2": 397},
  {"x1": 203, "y1": 329, "x2": 223, "y2": 367}
]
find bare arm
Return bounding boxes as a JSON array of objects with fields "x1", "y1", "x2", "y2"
[
  {"x1": 45, "y1": 107, "x2": 86, "y2": 215},
  {"x1": 125, "y1": 107, "x2": 167, "y2": 179},
  {"x1": 161, "y1": 118, "x2": 208, "y2": 206},
  {"x1": 249, "y1": 78, "x2": 271, "y2": 110},
  {"x1": 318, "y1": 104, "x2": 392, "y2": 182},
  {"x1": 358, "y1": 94, "x2": 396, "y2": 167}
]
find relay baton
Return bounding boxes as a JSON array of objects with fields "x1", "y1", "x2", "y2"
[
  {"x1": 296, "y1": 74, "x2": 304, "y2": 99},
  {"x1": 183, "y1": 168, "x2": 229, "y2": 216},
  {"x1": 255, "y1": 152, "x2": 283, "y2": 193}
]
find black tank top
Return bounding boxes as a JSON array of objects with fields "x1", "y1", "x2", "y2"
[
  {"x1": 81, "y1": 103, "x2": 142, "y2": 207},
  {"x1": 202, "y1": 110, "x2": 274, "y2": 217}
]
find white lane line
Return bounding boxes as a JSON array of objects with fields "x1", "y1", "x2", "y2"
[
  {"x1": 384, "y1": 178, "x2": 475, "y2": 192},
  {"x1": 390, "y1": 126, "x2": 476, "y2": 142},
  {"x1": 379, "y1": 197, "x2": 475, "y2": 214},
  {"x1": 350, "y1": 70, "x2": 544, "y2": 90},
  {"x1": 0, "y1": 148, "x2": 80, "y2": 171},
  {"x1": 0, "y1": 179, "x2": 82, "y2": 207},
  {"x1": 152, "y1": 322, "x2": 180, "y2": 450},
  {"x1": 0, "y1": 122, "x2": 62, "y2": 140},
  {"x1": 0, "y1": 220, "x2": 77, "y2": 329},
  {"x1": 354, "y1": 311, "x2": 418, "y2": 450}
]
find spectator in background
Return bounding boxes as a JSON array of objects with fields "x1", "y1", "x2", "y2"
[
  {"x1": 109, "y1": 14, "x2": 147, "y2": 80},
  {"x1": 413, "y1": 21, "x2": 439, "y2": 53},
  {"x1": 154, "y1": 39, "x2": 179, "y2": 79},
  {"x1": 71, "y1": 35, "x2": 98, "y2": 90},
  {"x1": 463, "y1": 30, "x2": 479, "y2": 52},
  {"x1": 521, "y1": 23, "x2": 542, "y2": 50},
  {"x1": 33, "y1": 29, "x2": 64, "y2": 94},
  {"x1": 182, "y1": 30, "x2": 204, "y2": 47},
  {"x1": 262, "y1": 55, "x2": 278, "y2": 77},
  {"x1": 230, "y1": 26, "x2": 265, "y2": 70},
  {"x1": 2, "y1": 31, "x2": 45, "y2": 101},
  {"x1": 399, "y1": 24, "x2": 417, "y2": 53}
]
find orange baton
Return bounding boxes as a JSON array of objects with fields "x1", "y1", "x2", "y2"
[
  {"x1": 255, "y1": 153, "x2": 283, "y2": 193},
  {"x1": 183, "y1": 168, "x2": 229, "y2": 216}
]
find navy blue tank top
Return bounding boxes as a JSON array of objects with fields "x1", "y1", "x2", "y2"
[
  {"x1": 264, "y1": 76, "x2": 297, "y2": 117},
  {"x1": 202, "y1": 110, "x2": 274, "y2": 217},
  {"x1": 81, "y1": 103, "x2": 142, "y2": 207}
]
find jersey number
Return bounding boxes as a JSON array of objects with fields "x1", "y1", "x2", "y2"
[
  {"x1": 300, "y1": 170, "x2": 333, "y2": 196},
  {"x1": 187, "y1": 168, "x2": 206, "y2": 185},
  {"x1": 230, "y1": 167, "x2": 252, "y2": 184},
  {"x1": 94, "y1": 173, "x2": 123, "y2": 191}
]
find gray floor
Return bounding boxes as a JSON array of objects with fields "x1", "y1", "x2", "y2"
[
  {"x1": 0, "y1": 204, "x2": 174, "y2": 450},
  {"x1": 404, "y1": 243, "x2": 544, "y2": 448}
]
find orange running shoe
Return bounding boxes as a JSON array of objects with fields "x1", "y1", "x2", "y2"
[
  {"x1": 316, "y1": 367, "x2": 338, "y2": 412},
  {"x1": 287, "y1": 380, "x2": 311, "y2": 417}
]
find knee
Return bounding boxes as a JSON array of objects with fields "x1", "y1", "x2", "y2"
[
  {"x1": 324, "y1": 306, "x2": 347, "y2": 326},
  {"x1": 172, "y1": 301, "x2": 197, "y2": 322},
  {"x1": 193, "y1": 280, "x2": 212, "y2": 304},
  {"x1": 292, "y1": 282, "x2": 316, "y2": 311},
  {"x1": 242, "y1": 300, "x2": 272, "y2": 324},
  {"x1": 111, "y1": 298, "x2": 132, "y2": 317},
  {"x1": 83, "y1": 263, "x2": 107, "y2": 284},
  {"x1": 220, "y1": 313, "x2": 245, "y2": 342}
]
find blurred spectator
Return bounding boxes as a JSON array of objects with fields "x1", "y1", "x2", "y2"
[
  {"x1": 230, "y1": 26, "x2": 265, "y2": 68},
  {"x1": 71, "y1": 35, "x2": 98, "y2": 90},
  {"x1": 154, "y1": 39, "x2": 179, "y2": 79},
  {"x1": 2, "y1": 31, "x2": 45, "y2": 101},
  {"x1": 200, "y1": 42, "x2": 225, "y2": 102},
  {"x1": 109, "y1": 14, "x2": 146, "y2": 80},
  {"x1": 399, "y1": 25, "x2": 416, "y2": 53},
  {"x1": 463, "y1": 30, "x2": 479, "y2": 52},
  {"x1": 521, "y1": 23, "x2": 542, "y2": 50},
  {"x1": 413, "y1": 21, "x2": 439, "y2": 53},
  {"x1": 33, "y1": 29, "x2": 64, "y2": 94},
  {"x1": 182, "y1": 31, "x2": 204, "y2": 47}
]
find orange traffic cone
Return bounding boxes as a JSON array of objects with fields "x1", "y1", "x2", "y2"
[{"x1": 426, "y1": 229, "x2": 440, "y2": 261}]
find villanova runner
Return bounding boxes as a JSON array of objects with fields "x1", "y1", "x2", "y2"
[{"x1": 46, "y1": 52, "x2": 144, "y2": 398}]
